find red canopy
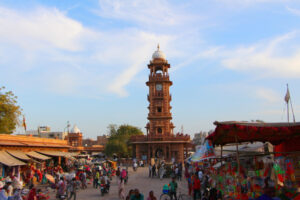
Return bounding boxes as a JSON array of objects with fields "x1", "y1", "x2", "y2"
[{"x1": 207, "y1": 121, "x2": 300, "y2": 146}]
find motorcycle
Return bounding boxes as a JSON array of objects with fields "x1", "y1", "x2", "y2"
[
  {"x1": 56, "y1": 194, "x2": 67, "y2": 200},
  {"x1": 100, "y1": 182, "x2": 110, "y2": 196}
]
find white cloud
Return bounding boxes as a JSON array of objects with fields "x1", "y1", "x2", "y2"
[
  {"x1": 219, "y1": 31, "x2": 300, "y2": 78},
  {"x1": 0, "y1": 7, "x2": 93, "y2": 51},
  {"x1": 286, "y1": 6, "x2": 300, "y2": 16},
  {"x1": 104, "y1": 31, "x2": 174, "y2": 96},
  {"x1": 216, "y1": 0, "x2": 290, "y2": 6},
  {"x1": 0, "y1": 5, "x2": 177, "y2": 97},
  {"x1": 255, "y1": 88, "x2": 281, "y2": 103},
  {"x1": 96, "y1": 0, "x2": 192, "y2": 27}
]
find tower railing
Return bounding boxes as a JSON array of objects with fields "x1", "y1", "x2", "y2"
[
  {"x1": 148, "y1": 113, "x2": 172, "y2": 118},
  {"x1": 149, "y1": 74, "x2": 170, "y2": 81},
  {"x1": 130, "y1": 134, "x2": 190, "y2": 142}
]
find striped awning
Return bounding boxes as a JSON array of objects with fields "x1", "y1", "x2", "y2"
[
  {"x1": 0, "y1": 151, "x2": 26, "y2": 166},
  {"x1": 6, "y1": 150, "x2": 31, "y2": 161},
  {"x1": 26, "y1": 151, "x2": 51, "y2": 160}
]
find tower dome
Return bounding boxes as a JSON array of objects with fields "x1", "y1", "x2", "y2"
[
  {"x1": 152, "y1": 44, "x2": 166, "y2": 61},
  {"x1": 70, "y1": 124, "x2": 81, "y2": 133}
]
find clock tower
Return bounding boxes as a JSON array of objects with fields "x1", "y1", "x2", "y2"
[
  {"x1": 131, "y1": 45, "x2": 190, "y2": 163},
  {"x1": 146, "y1": 44, "x2": 175, "y2": 138}
]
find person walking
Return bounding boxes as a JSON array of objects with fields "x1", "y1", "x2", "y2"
[
  {"x1": 118, "y1": 179, "x2": 125, "y2": 200},
  {"x1": 148, "y1": 165, "x2": 152, "y2": 178},
  {"x1": 130, "y1": 189, "x2": 144, "y2": 200},
  {"x1": 178, "y1": 165, "x2": 182, "y2": 181},
  {"x1": 152, "y1": 165, "x2": 156, "y2": 178},
  {"x1": 147, "y1": 191, "x2": 157, "y2": 200},
  {"x1": 159, "y1": 165, "x2": 164, "y2": 180},
  {"x1": 121, "y1": 169, "x2": 127, "y2": 183},
  {"x1": 116, "y1": 167, "x2": 121, "y2": 182},
  {"x1": 169, "y1": 177, "x2": 178, "y2": 200},
  {"x1": 186, "y1": 172, "x2": 192, "y2": 196},
  {"x1": 95, "y1": 170, "x2": 100, "y2": 189},
  {"x1": 81, "y1": 171, "x2": 87, "y2": 189},
  {"x1": 68, "y1": 178, "x2": 77, "y2": 200},
  {"x1": 57, "y1": 177, "x2": 66, "y2": 198},
  {"x1": 193, "y1": 174, "x2": 201, "y2": 200},
  {"x1": 27, "y1": 184, "x2": 37, "y2": 200},
  {"x1": 175, "y1": 167, "x2": 179, "y2": 180}
]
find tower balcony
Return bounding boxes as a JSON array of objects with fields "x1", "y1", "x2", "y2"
[
  {"x1": 147, "y1": 135, "x2": 190, "y2": 142},
  {"x1": 147, "y1": 113, "x2": 172, "y2": 120},
  {"x1": 147, "y1": 92, "x2": 165, "y2": 101},
  {"x1": 130, "y1": 134, "x2": 191, "y2": 143},
  {"x1": 149, "y1": 74, "x2": 170, "y2": 82}
]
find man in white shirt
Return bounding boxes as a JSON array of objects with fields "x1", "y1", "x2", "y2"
[
  {"x1": 198, "y1": 170, "x2": 203, "y2": 180},
  {"x1": 5, "y1": 178, "x2": 13, "y2": 197}
]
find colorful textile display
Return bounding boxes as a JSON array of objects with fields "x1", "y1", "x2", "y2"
[{"x1": 191, "y1": 140, "x2": 215, "y2": 162}]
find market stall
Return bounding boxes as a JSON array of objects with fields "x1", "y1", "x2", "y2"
[
  {"x1": 206, "y1": 121, "x2": 300, "y2": 199},
  {"x1": 0, "y1": 151, "x2": 26, "y2": 179}
]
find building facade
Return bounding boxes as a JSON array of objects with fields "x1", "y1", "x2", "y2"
[
  {"x1": 131, "y1": 45, "x2": 190, "y2": 163},
  {"x1": 25, "y1": 126, "x2": 67, "y2": 140},
  {"x1": 82, "y1": 135, "x2": 108, "y2": 147},
  {"x1": 96, "y1": 135, "x2": 108, "y2": 146},
  {"x1": 0, "y1": 134, "x2": 70, "y2": 152},
  {"x1": 66, "y1": 125, "x2": 83, "y2": 152}
]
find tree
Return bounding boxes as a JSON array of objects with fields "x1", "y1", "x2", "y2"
[
  {"x1": 0, "y1": 87, "x2": 22, "y2": 134},
  {"x1": 105, "y1": 124, "x2": 143, "y2": 157}
]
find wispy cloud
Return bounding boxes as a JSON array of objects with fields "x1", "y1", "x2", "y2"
[
  {"x1": 255, "y1": 88, "x2": 281, "y2": 103},
  {"x1": 0, "y1": 5, "x2": 177, "y2": 97},
  {"x1": 219, "y1": 31, "x2": 300, "y2": 78},
  {"x1": 0, "y1": 7, "x2": 93, "y2": 51},
  {"x1": 286, "y1": 6, "x2": 300, "y2": 16},
  {"x1": 95, "y1": 0, "x2": 193, "y2": 28}
]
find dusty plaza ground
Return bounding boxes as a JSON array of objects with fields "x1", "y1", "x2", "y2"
[{"x1": 49, "y1": 167, "x2": 188, "y2": 200}]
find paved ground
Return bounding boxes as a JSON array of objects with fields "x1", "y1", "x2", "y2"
[{"x1": 49, "y1": 167, "x2": 189, "y2": 200}]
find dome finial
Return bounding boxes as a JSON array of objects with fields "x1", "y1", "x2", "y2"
[{"x1": 152, "y1": 43, "x2": 166, "y2": 61}]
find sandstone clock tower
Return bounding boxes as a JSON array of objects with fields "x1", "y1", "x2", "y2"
[
  {"x1": 131, "y1": 45, "x2": 191, "y2": 163},
  {"x1": 146, "y1": 44, "x2": 175, "y2": 138}
]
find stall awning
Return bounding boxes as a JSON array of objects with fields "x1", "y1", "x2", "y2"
[
  {"x1": 26, "y1": 151, "x2": 51, "y2": 160},
  {"x1": 0, "y1": 151, "x2": 26, "y2": 166},
  {"x1": 6, "y1": 150, "x2": 31, "y2": 161},
  {"x1": 69, "y1": 152, "x2": 80, "y2": 157},
  {"x1": 37, "y1": 151, "x2": 68, "y2": 157},
  {"x1": 207, "y1": 121, "x2": 300, "y2": 146}
]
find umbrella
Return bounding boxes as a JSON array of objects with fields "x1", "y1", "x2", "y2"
[{"x1": 45, "y1": 174, "x2": 55, "y2": 183}]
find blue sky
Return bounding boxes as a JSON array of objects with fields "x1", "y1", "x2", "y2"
[{"x1": 1, "y1": 0, "x2": 300, "y2": 138}]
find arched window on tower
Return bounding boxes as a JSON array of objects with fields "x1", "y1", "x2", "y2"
[
  {"x1": 157, "y1": 107, "x2": 162, "y2": 113},
  {"x1": 155, "y1": 66, "x2": 163, "y2": 76},
  {"x1": 157, "y1": 127, "x2": 162, "y2": 134}
]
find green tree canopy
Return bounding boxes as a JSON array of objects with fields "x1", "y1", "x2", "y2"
[
  {"x1": 105, "y1": 124, "x2": 143, "y2": 157},
  {"x1": 0, "y1": 87, "x2": 22, "y2": 134}
]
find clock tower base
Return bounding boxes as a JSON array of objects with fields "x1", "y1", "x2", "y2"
[{"x1": 131, "y1": 135, "x2": 190, "y2": 163}]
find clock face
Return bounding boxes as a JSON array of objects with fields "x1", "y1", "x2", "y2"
[{"x1": 156, "y1": 84, "x2": 162, "y2": 91}]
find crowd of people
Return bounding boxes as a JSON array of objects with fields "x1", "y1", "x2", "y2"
[
  {"x1": 0, "y1": 159, "x2": 117, "y2": 200},
  {"x1": 2, "y1": 158, "x2": 297, "y2": 200},
  {"x1": 148, "y1": 162, "x2": 183, "y2": 180}
]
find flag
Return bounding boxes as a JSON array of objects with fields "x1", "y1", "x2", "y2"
[
  {"x1": 22, "y1": 115, "x2": 27, "y2": 131},
  {"x1": 284, "y1": 86, "x2": 290, "y2": 103}
]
